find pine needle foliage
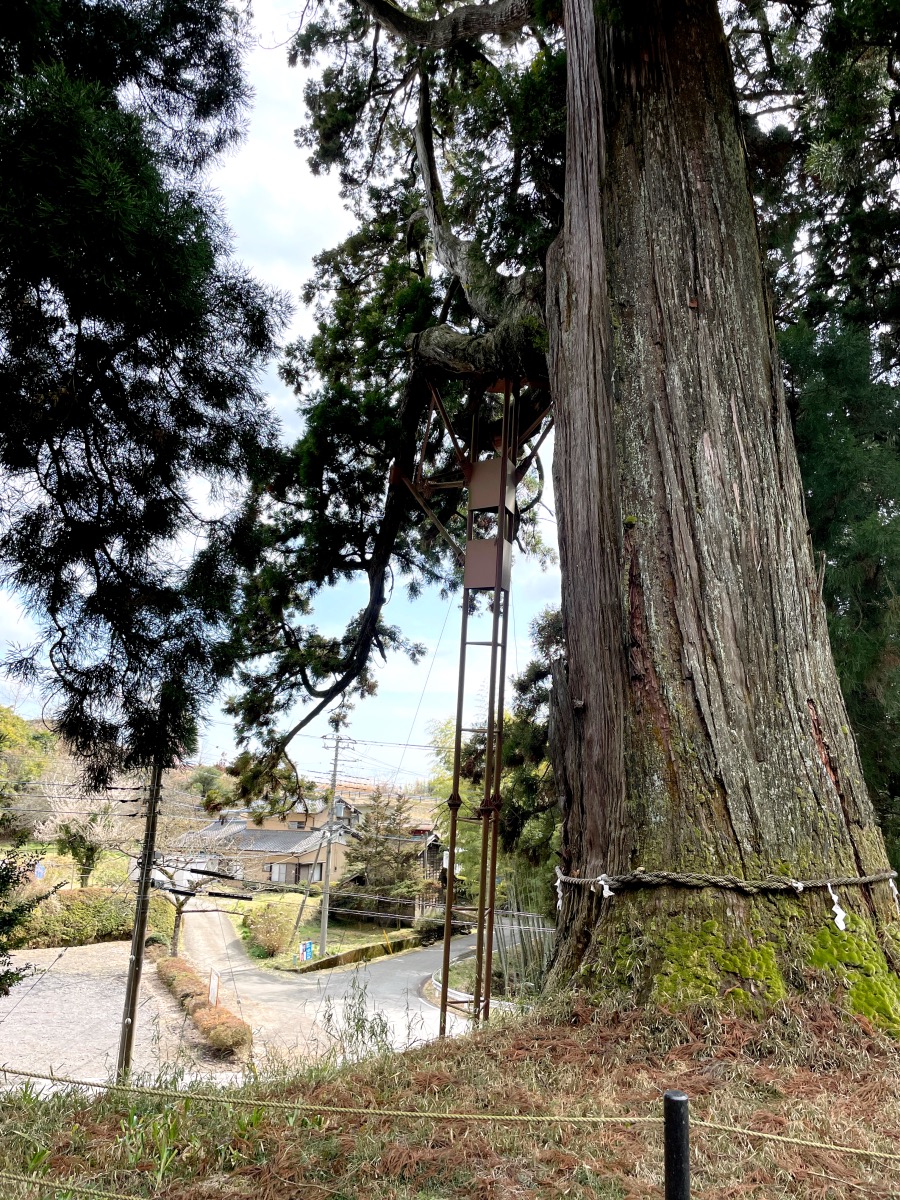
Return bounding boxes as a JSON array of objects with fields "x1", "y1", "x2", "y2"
[{"x1": 0, "y1": 1, "x2": 288, "y2": 783}]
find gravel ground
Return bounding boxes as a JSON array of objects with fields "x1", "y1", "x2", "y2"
[{"x1": 0, "y1": 942, "x2": 229, "y2": 1083}]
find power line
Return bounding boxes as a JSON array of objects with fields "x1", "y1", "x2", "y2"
[{"x1": 388, "y1": 601, "x2": 453, "y2": 793}]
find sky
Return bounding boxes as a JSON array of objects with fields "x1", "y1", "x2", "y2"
[{"x1": 0, "y1": 0, "x2": 561, "y2": 792}]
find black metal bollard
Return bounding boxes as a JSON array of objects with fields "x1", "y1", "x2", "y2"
[{"x1": 663, "y1": 1090, "x2": 690, "y2": 1200}]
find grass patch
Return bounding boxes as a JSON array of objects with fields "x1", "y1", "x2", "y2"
[
  {"x1": 228, "y1": 894, "x2": 414, "y2": 969},
  {"x1": 1, "y1": 997, "x2": 899, "y2": 1197}
]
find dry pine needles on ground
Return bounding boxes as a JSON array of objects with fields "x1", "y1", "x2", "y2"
[{"x1": 2, "y1": 998, "x2": 899, "y2": 1199}]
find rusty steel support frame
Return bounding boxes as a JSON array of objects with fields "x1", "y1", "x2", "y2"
[
  {"x1": 438, "y1": 493, "x2": 474, "y2": 1037},
  {"x1": 439, "y1": 381, "x2": 517, "y2": 1034}
]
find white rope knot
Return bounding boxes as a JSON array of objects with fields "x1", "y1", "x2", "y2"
[
  {"x1": 555, "y1": 865, "x2": 564, "y2": 911},
  {"x1": 790, "y1": 880, "x2": 804, "y2": 893},
  {"x1": 890, "y1": 878, "x2": 900, "y2": 916},
  {"x1": 590, "y1": 873, "x2": 615, "y2": 899},
  {"x1": 827, "y1": 883, "x2": 848, "y2": 931}
]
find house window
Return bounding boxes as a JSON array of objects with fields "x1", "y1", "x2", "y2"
[
  {"x1": 288, "y1": 817, "x2": 307, "y2": 829},
  {"x1": 313, "y1": 862, "x2": 323, "y2": 882},
  {"x1": 270, "y1": 863, "x2": 287, "y2": 883}
]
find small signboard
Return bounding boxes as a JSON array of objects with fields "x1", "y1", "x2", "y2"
[
  {"x1": 34, "y1": 864, "x2": 45, "y2": 880},
  {"x1": 208, "y1": 969, "x2": 220, "y2": 1008}
]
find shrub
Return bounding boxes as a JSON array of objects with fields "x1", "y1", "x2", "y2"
[
  {"x1": 17, "y1": 886, "x2": 175, "y2": 948},
  {"x1": 192, "y1": 1004, "x2": 252, "y2": 1051},
  {"x1": 157, "y1": 956, "x2": 207, "y2": 1005},
  {"x1": 413, "y1": 916, "x2": 444, "y2": 943},
  {"x1": 244, "y1": 902, "x2": 293, "y2": 956},
  {"x1": 156, "y1": 956, "x2": 251, "y2": 1055},
  {"x1": 330, "y1": 884, "x2": 418, "y2": 927}
]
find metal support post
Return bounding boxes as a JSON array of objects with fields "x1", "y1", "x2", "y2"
[
  {"x1": 116, "y1": 756, "x2": 163, "y2": 1080},
  {"x1": 481, "y1": 588, "x2": 511, "y2": 1020},
  {"x1": 318, "y1": 734, "x2": 342, "y2": 958},
  {"x1": 437, "y1": 379, "x2": 533, "y2": 1033},
  {"x1": 664, "y1": 1090, "x2": 690, "y2": 1200},
  {"x1": 439, "y1": 503, "x2": 475, "y2": 1036},
  {"x1": 472, "y1": 381, "x2": 513, "y2": 1024}
]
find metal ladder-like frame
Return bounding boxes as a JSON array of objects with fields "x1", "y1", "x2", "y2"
[
  {"x1": 397, "y1": 375, "x2": 551, "y2": 1033},
  {"x1": 438, "y1": 380, "x2": 517, "y2": 1033}
]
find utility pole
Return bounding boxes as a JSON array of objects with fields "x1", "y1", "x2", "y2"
[
  {"x1": 318, "y1": 733, "x2": 341, "y2": 957},
  {"x1": 116, "y1": 756, "x2": 163, "y2": 1079}
]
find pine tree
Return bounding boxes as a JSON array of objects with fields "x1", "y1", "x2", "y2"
[
  {"x1": 341, "y1": 791, "x2": 420, "y2": 892},
  {"x1": 0, "y1": 1, "x2": 287, "y2": 781}
]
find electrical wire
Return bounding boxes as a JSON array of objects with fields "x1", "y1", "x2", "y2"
[{"x1": 387, "y1": 601, "x2": 453, "y2": 794}]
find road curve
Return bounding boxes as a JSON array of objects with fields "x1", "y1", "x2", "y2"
[{"x1": 180, "y1": 906, "x2": 474, "y2": 1061}]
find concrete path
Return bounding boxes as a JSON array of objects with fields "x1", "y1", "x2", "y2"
[
  {"x1": 180, "y1": 907, "x2": 474, "y2": 1061},
  {"x1": 0, "y1": 942, "x2": 222, "y2": 1082}
]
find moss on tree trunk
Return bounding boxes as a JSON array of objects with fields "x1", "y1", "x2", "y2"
[{"x1": 546, "y1": 0, "x2": 900, "y2": 1025}]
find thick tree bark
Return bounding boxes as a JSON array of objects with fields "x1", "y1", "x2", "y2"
[{"x1": 548, "y1": 0, "x2": 900, "y2": 1009}]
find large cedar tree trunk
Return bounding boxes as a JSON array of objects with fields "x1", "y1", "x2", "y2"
[{"x1": 547, "y1": 0, "x2": 900, "y2": 1014}]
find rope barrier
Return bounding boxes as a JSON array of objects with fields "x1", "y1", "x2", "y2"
[
  {"x1": 692, "y1": 1120, "x2": 900, "y2": 1162},
  {"x1": 0, "y1": 1065, "x2": 657, "y2": 1124},
  {"x1": 555, "y1": 866, "x2": 897, "y2": 901},
  {"x1": 3, "y1": 1065, "x2": 900, "y2": 1165},
  {"x1": 0, "y1": 1171, "x2": 136, "y2": 1199}
]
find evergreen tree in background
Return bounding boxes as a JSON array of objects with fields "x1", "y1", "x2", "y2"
[
  {"x1": 341, "y1": 790, "x2": 420, "y2": 892},
  {"x1": 728, "y1": 0, "x2": 900, "y2": 859},
  {"x1": 0, "y1": 0, "x2": 287, "y2": 781},
  {"x1": 0, "y1": 705, "x2": 52, "y2": 832}
]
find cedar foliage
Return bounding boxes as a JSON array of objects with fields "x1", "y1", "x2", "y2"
[
  {"x1": 222, "y1": 0, "x2": 898, "y2": 852},
  {"x1": 0, "y1": 1, "x2": 287, "y2": 782}
]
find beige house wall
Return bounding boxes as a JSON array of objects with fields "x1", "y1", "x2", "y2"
[
  {"x1": 254, "y1": 811, "x2": 329, "y2": 833},
  {"x1": 240, "y1": 840, "x2": 350, "y2": 887}
]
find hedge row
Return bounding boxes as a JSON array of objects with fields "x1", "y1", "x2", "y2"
[
  {"x1": 19, "y1": 887, "x2": 175, "y2": 948},
  {"x1": 156, "y1": 957, "x2": 252, "y2": 1054}
]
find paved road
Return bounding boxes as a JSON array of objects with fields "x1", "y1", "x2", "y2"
[{"x1": 181, "y1": 907, "x2": 474, "y2": 1061}]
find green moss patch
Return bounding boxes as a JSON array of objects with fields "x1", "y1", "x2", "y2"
[
  {"x1": 809, "y1": 915, "x2": 900, "y2": 1034},
  {"x1": 649, "y1": 920, "x2": 787, "y2": 1008}
]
